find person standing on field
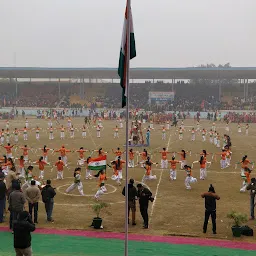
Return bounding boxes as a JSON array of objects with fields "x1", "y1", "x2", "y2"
[
  {"x1": 122, "y1": 179, "x2": 137, "y2": 225},
  {"x1": 246, "y1": 178, "x2": 256, "y2": 220},
  {"x1": 9, "y1": 183, "x2": 26, "y2": 231},
  {"x1": 41, "y1": 180, "x2": 56, "y2": 223},
  {"x1": 137, "y1": 183, "x2": 153, "y2": 229},
  {"x1": 25, "y1": 180, "x2": 40, "y2": 224},
  {"x1": 201, "y1": 184, "x2": 220, "y2": 234}
]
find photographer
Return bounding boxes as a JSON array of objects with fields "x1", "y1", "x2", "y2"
[
  {"x1": 247, "y1": 177, "x2": 256, "y2": 220},
  {"x1": 137, "y1": 183, "x2": 153, "y2": 229},
  {"x1": 13, "y1": 211, "x2": 35, "y2": 256},
  {"x1": 41, "y1": 180, "x2": 56, "y2": 222},
  {"x1": 122, "y1": 178, "x2": 137, "y2": 225}
]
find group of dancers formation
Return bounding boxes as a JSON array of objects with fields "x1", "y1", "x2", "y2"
[{"x1": 0, "y1": 118, "x2": 253, "y2": 199}]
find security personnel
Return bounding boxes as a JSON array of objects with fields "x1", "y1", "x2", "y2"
[{"x1": 137, "y1": 183, "x2": 153, "y2": 229}]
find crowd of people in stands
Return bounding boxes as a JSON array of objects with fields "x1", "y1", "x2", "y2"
[
  {"x1": 1, "y1": 81, "x2": 256, "y2": 112},
  {"x1": 224, "y1": 112, "x2": 256, "y2": 123}
]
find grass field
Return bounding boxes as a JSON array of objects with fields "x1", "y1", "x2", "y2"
[{"x1": 0, "y1": 117, "x2": 255, "y2": 241}]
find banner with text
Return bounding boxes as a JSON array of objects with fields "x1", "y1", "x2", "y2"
[{"x1": 149, "y1": 91, "x2": 175, "y2": 104}]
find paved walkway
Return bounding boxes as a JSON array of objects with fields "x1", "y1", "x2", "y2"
[{"x1": 1, "y1": 227, "x2": 255, "y2": 256}]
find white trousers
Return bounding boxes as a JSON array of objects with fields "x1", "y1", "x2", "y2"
[
  {"x1": 66, "y1": 182, "x2": 84, "y2": 196},
  {"x1": 36, "y1": 134, "x2": 40, "y2": 140},
  {"x1": 23, "y1": 134, "x2": 28, "y2": 141},
  {"x1": 220, "y1": 159, "x2": 226, "y2": 169},
  {"x1": 200, "y1": 168, "x2": 207, "y2": 180},
  {"x1": 85, "y1": 169, "x2": 92, "y2": 179},
  {"x1": 185, "y1": 176, "x2": 197, "y2": 189},
  {"x1": 162, "y1": 133, "x2": 166, "y2": 140},
  {"x1": 118, "y1": 170, "x2": 123, "y2": 179},
  {"x1": 7, "y1": 153, "x2": 12, "y2": 159},
  {"x1": 202, "y1": 135, "x2": 206, "y2": 142},
  {"x1": 19, "y1": 167, "x2": 25, "y2": 178},
  {"x1": 161, "y1": 159, "x2": 168, "y2": 169},
  {"x1": 170, "y1": 169, "x2": 176, "y2": 180},
  {"x1": 24, "y1": 155, "x2": 28, "y2": 162},
  {"x1": 39, "y1": 170, "x2": 44, "y2": 179},
  {"x1": 209, "y1": 137, "x2": 213, "y2": 144},
  {"x1": 114, "y1": 132, "x2": 119, "y2": 138},
  {"x1": 95, "y1": 186, "x2": 107, "y2": 199},
  {"x1": 179, "y1": 134, "x2": 183, "y2": 140},
  {"x1": 60, "y1": 132, "x2": 65, "y2": 139},
  {"x1": 240, "y1": 180, "x2": 248, "y2": 192},
  {"x1": 128, "y1": 159, "x2": 134, "y2": 168},
  {"x1": 14, "y1": 135, "x2": 18, "y2": 142},
  {"x1": 0, "y1": 137, "x2": 4, "y2": 144},
  {"x1": 61, "y1": 156, "x2": 67, "y2": 165},
  {"x1": 70, "y1": 132, "x2": 75, "y2": 138},
  {"x1": 6, "y1": 136, "x2": 10, "y2": 143},
  {"x1": 97, "y1": 131, "x2": 101, "y2": 138},
  {"x1": 142, "y1": 174, "x2": 157, "y2": 182},
  {"x1": 57, "y1": 171, "x2": 64, "y2": 180},
  {"x1": 111, "y1": 174, "x2": 121, "y2": 184},
  {"x1": 191, "y1": 134, "x2": 195, "y2": 141},
  {"x1": 246, "y1": 129, "x2": 249, "y2": 135},
  {"x1": 181, "y1": 160, "x2": 186, "y2": 169},
  {"x1": 49, "y1": 133, "x2": 54, "y2": 140},
  {"x1": 82, "y1": 132, "x2": 86, "y2": 138}
]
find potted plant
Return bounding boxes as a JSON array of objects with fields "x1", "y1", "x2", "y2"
[
  {"x1": 91, "y1": 202, "x2": 111, "y2": 229},
  {"x1": 227, "y1": 211, "x2": 248, "y2": 237}
]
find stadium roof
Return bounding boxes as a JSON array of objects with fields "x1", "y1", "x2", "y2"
[{"x1": 1, "y1": 67, "x2": 256, "y2": 80}]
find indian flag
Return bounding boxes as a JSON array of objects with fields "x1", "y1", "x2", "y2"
[
  {"x1": 118, "y1": 1, "x2": 136, "y2": 108},
  {"x1": 88, "y1": 155, "x2": 107, "y2": 171}
]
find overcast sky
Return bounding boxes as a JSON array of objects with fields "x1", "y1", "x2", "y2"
[{"x1": 0, "y1": 0, "x2": 255, "y2": 68}]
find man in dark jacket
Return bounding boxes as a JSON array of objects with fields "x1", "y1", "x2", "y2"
[
  {"x1": 137, "y1": 184, "x2": 153, "y2": 229},
  {"x1": 13, "y1": 211, "x2": 35, "y2": 256},
  {"x1": 122, "y1": 178, "x2": 137, "y2": 225},
  {"x1": 41, "y1": 180, "x2": 56, "y2": 222},
  {"x1": 0, "y1": 172, "x2": 7, "y2": 223},
  {"x1": 246, "y1": 177, "x2": 256, "y2": 220},
  {"x1": 9, "y1": 183, "x2": 26, "y2": 230},
  {"x1": 201, "y1": 184, "x2": 220, "y2": 234}
]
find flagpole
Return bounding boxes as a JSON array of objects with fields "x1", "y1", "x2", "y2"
[{"x1": 125, "y1": 0, "x2": 131, "y2": 255}]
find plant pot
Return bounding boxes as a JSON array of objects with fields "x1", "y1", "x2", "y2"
[
  {"x1": 232, "y1": 226, "x2": 242, "y2": 237},
  {"x1": 91, "y1": 217, "x2": 102, "y2": 229}
]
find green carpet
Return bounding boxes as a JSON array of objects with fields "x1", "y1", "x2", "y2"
[{"x1": 0, "y1": 232, "x2": 255, "y2": 256}]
